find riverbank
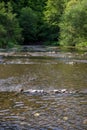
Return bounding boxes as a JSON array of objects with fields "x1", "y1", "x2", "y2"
[
  {"x1": 0, "y1": 45, "x2": 87, "y2": 64},
  {"x1": 0, "y1": 45, "x2": 87, "y2": 54}
]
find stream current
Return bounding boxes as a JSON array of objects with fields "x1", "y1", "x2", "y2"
[{"x1": 0, "y1": 46, "x2": 87, "y2": 130}]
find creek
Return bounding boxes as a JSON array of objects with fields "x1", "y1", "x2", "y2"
[{"x1": 0, "y1": 46, "x2": 87, "y2": 130}]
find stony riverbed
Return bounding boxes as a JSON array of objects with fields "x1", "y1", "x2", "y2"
[{"x1": 0, "y1": 46, "x2": 87, "y2": 130}]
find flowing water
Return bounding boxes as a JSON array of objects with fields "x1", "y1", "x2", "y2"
[{"x1": 0, "y1": 46, "x2": 87, "y2": 130}]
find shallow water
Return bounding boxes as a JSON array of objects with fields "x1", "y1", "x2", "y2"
[{"x1": 0, "y1": 46, "x2": 87, "y2": 130}]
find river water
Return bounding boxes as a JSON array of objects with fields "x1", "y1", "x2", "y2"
[{"x1": 0, "y1": 46, "x2": 87, "y2": 130}]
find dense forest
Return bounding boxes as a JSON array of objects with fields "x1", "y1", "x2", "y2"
[{"x1": 0, "y1": 0, "x2": 87, "y2": 48}]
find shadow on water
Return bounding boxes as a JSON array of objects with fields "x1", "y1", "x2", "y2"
[{"x1": 0, "y1": 46, "x2": 87, "y2": 130}]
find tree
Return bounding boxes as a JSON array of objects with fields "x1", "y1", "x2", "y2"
[
  {"x1": 44, "y1": 0, "x2": 65, "y2": 26},
  {"x1": 0, "y1": 0, "x2": 29, "y2": 14},
  {"x1": 19, "y1": 7, "x2": 38, "y2": 43},
  {"x1": 27, "y1": 0, "x2": 48, "y2": 43},
  {"x1": 43, "y1": 0, "x2": 65, "y2": 42},
  {"x1": 0, "y1": 2, "x2": 22, "y2": 48},
  {"x1": 59, "y1": 0, "x2": 87, "y2": 46},
  {"x1": 0, "y1": 0, "x2": 49, "y2": 44}
]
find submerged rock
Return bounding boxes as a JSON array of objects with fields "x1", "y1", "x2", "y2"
[
  {"x1": 83, "y1": 119, "x2": 87, "y2": 125},
  {"x1": 20, "y1": 89, "x2": 45, "y2": 95},
  {"x1": 20, "y1": 88, "x2": 78, "y2": 95},
  {"x1": 63, "y1": 116, "x2": 68, "y2": 121},
  {"x1": 34, "y1": 113, "x2": 40, "y2": 117}
]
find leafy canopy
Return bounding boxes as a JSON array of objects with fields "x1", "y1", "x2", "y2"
[
  {"x1": 0, "y1": 2, "x2": 22, "y2": 48},
  {"x1": 19, "y1": 7, "x2": 38, "y2": 43},
  {"x1": 59, "y1": 0, "x2": 87, "y2": 46}
]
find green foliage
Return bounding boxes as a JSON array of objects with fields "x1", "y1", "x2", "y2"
[
  {"x1": 44, "y1": 0, "x2": 65, "y2": 26},
  {"x1": 43, "y1": 0, "x2": 65, "y2": 42},
  {"x1": 0, "y1": 24, "x2": 7, "y2": 47},
  {"x1": 76, "y1": 42, "x2": 87, "y2": 48},
  {"x1": 0, "y1": 0, "x2": 29, "y2": 14},
  {"x1": 19, "y1": 7, "x2": 38, "y2": 43},
  {"x1": 12, "y1": 0, "x2": 48, "y2": 44},
  {"x1": 28, "y1": 0, "x2": 46, "y2": 12},
  {"x1": 59, "y1": 0, "x2": 87, "y2": 46},
  {"x1": 0, "y1": 2, "x2": 22, "y2": 48},
  {"x1": 27, "y1": 0, "x2": 48, "y2": 43},
  {"x1": 0, "y1": 0, "x2": 87, "y2": 47}
]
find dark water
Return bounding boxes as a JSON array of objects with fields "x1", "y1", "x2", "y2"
[{"x1": 0, "y1": 46, "x2": 87, "y2": 130}]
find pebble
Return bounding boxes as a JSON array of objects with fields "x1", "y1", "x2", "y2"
[
  {"x1": 83, "y1": 119, "x2": 87, "y2": 125},
  {"x1": 20, "y1": 88, "x2": 81, "y2": 95},
  {"x1": 63, "y1": 116, "x2": 68, "y2": 121},
  {"x1": 34, "y1": 113, "x2": 40, "y2": 117}
]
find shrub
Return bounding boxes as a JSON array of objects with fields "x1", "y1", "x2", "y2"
[
  {"x1": 59, "y1": 0, "x2": 87, "y2": 46},
  {"x1": 0, "y1": 2, "x2": 22, "y2": 48}
]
